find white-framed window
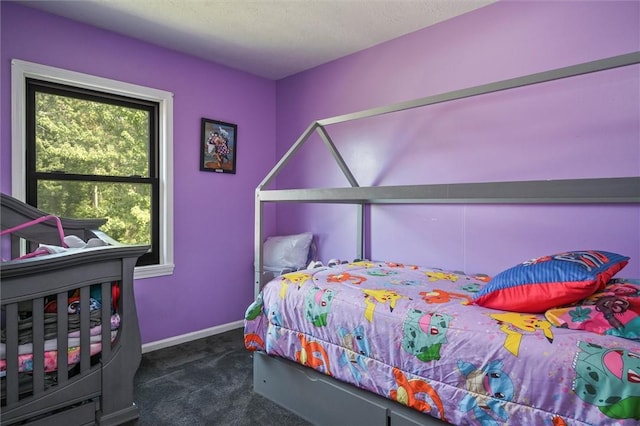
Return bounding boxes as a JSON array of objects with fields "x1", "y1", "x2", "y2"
[{"x1": 11, "y1": 59, "x2": 174, "y2": 279}]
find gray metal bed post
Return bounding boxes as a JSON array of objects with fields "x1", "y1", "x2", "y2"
[
  {"x1": 254, "y1": 190, "x2": 264, "y2": 297},
  {"x1": 255, "y1": 122, "x2": 319, "y2": 296},
  {"x1": 255, "y1": 122, "x2": 368, "y2": 296}
]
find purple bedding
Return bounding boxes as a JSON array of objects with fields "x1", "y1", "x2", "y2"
[{"x1": 244, "y1": 260, "x2": 640, "y2": 425}]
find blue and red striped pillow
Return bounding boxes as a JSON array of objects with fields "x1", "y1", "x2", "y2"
[{"x1": 472, "y1": 250, "x2": 629, "y2": 313}]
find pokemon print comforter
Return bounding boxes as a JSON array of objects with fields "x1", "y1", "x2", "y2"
[{"x1": 244, "y1": 260, "x2": 640, "y2": 425}]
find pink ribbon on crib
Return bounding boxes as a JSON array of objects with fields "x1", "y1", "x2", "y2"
[{"x1": 1, "y1": 214, "x2": 68, "y2": 256}]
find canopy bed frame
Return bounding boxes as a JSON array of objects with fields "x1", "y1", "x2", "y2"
[{"x1": 250, "y1": 51, "x2": 640, "y2": 426}]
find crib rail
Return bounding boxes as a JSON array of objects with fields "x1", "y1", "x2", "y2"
[
  {"x1": 2, "y1": 283, "x2": 112, "y2": 406},
  {"x1": 0, "y1": 193, "x2": 107, "y2": 260}
]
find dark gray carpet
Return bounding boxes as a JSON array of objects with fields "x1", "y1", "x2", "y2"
[{"x1": 134, "y1": 327, "x2": 312, "y2": 425}]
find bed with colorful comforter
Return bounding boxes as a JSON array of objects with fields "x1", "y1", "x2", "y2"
[{"x1": 244, "y1": 259, "x2": 640, "y2": 425}]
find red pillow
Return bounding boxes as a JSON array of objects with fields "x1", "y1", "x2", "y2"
[{"x1": 472, "y1": 250, "x2": 629, "y2": 313}]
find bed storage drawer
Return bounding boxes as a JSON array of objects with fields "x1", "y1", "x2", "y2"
[
  {"x1": 253, "y1": 352, "x2": 448, "y2": 426},
  {"x1": 389, "y1": 408, "x2": 447, "y2": 426},
  {"x1": 253, "y1": 352, "x2": 447, "y2": 426},
  {"x1": 253, "y1": 352, "x2": 388, "y2": 426}
]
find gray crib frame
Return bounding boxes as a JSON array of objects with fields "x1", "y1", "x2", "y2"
[
  {"x1": 251, "y1": 51, "x2": 640, "y2": 426},
  {"x1": 1, "y1": 193, "x2": 148, "y2": 425}
]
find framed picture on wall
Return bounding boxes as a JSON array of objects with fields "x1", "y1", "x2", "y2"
[{"x1": 200, "y1": 118, "x2": 237, "y2": 174}]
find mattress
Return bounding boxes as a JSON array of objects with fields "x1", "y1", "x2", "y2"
[{"x1": 244, "y1": 260, "x2": 640, "y2": 425}]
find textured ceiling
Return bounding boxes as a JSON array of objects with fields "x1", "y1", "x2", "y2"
[{"x1": 16, "y1": 0, "x2": 496, "y2": 80}]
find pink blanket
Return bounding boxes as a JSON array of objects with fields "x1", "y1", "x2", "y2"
[{"x1": 545, "y1": 278, "x2": 640, "y2": 341}]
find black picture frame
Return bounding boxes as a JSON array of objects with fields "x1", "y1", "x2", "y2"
[{"x1": 200, "y1": 118, "x2": 237, "y2": 174}]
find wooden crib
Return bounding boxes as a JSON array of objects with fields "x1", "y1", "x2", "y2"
[{"x1": 1, "y1": 193, "x2": 148, "y2": 425}]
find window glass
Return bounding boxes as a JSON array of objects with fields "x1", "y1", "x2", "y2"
[
  {"x1": 35, "y1": 92, "x2": 150, "y2": 177},
  {"x1": 36, "y1": 180, "x2": 152, "y2": 247},
  {"x1": 27, "y1": 79, "x2": 158, "y2": 265}
]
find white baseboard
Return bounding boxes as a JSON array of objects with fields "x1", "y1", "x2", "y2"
[{"x1": 141, "y1": 319, "x2": 244, "y2": 353}]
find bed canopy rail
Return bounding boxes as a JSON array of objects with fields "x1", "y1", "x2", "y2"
[
  {"x1": 254, "y1": 51, "x2": 640, "y2": 294},
  {"x1": 258, "y1": 177, "x2": 640, "y2": 205},
  {"x1": 257, "y1": 51, "x2": 640, "y2": 192}
]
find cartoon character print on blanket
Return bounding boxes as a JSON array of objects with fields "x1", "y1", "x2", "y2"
[
  {"x1": 327, "y1": 271, "x2": 368, "y2": 285},
  {"x1": 304, "y1": 286, "x2": 336, "y2": 327},
  {"x1": 457, "y1": 359, "x2": 515, "y2": 426},
  {"x1": 266, "y1": 304, "x2": 284, "y2": 351},
  {"x1": 420, "y1": 288, "x2": 472, "y2": 305},
  {"x1": 402, "y1": 309, "x2": 452, "y2": 362},
  {"x1": 337, "y1": 325, "x2": 371, "y2": 385},
  {"x1": 279, "y1": 270, "x2": 313, "y2": 299},
  {"x1": 390, "y1": 367, "x2": 446, "y2": 421},
  {"x1": 244, "y1": 292, "x2": 263, "y2": 321},
  {"x1": 573, "y1": 341, "x2": 640, "y2": 420},
  {"x1": 489, "y1": 312, "x2": 555, "y2": 357},
  {"x1": 545, "y1": 279, "x2": 640, "y2": 341},
  {"x1": 362, "y1": 288, "x2": 409, "y2": 322},
  {"x1": 295, "y1": 333, "x2": 332, "y2": 375}
]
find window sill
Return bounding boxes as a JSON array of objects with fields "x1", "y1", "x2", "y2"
[{"x1": 135, "y1": 263, "x2": 175, "y2": 279}]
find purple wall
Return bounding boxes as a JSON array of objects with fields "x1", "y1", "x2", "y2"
[
  {"x1": 275, "y1": 0, "x2": 640, "y2": 276},
  {"x1": 2, "y1": 1, "x2": 639, "y2": 345},
  {"x1": 1, "y1": 2, "x2": 277, "y2": 343}
]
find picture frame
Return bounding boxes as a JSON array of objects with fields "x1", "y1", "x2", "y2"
[{"x1": 200, "y1": 118, "x2": 237, "y2": 174}]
